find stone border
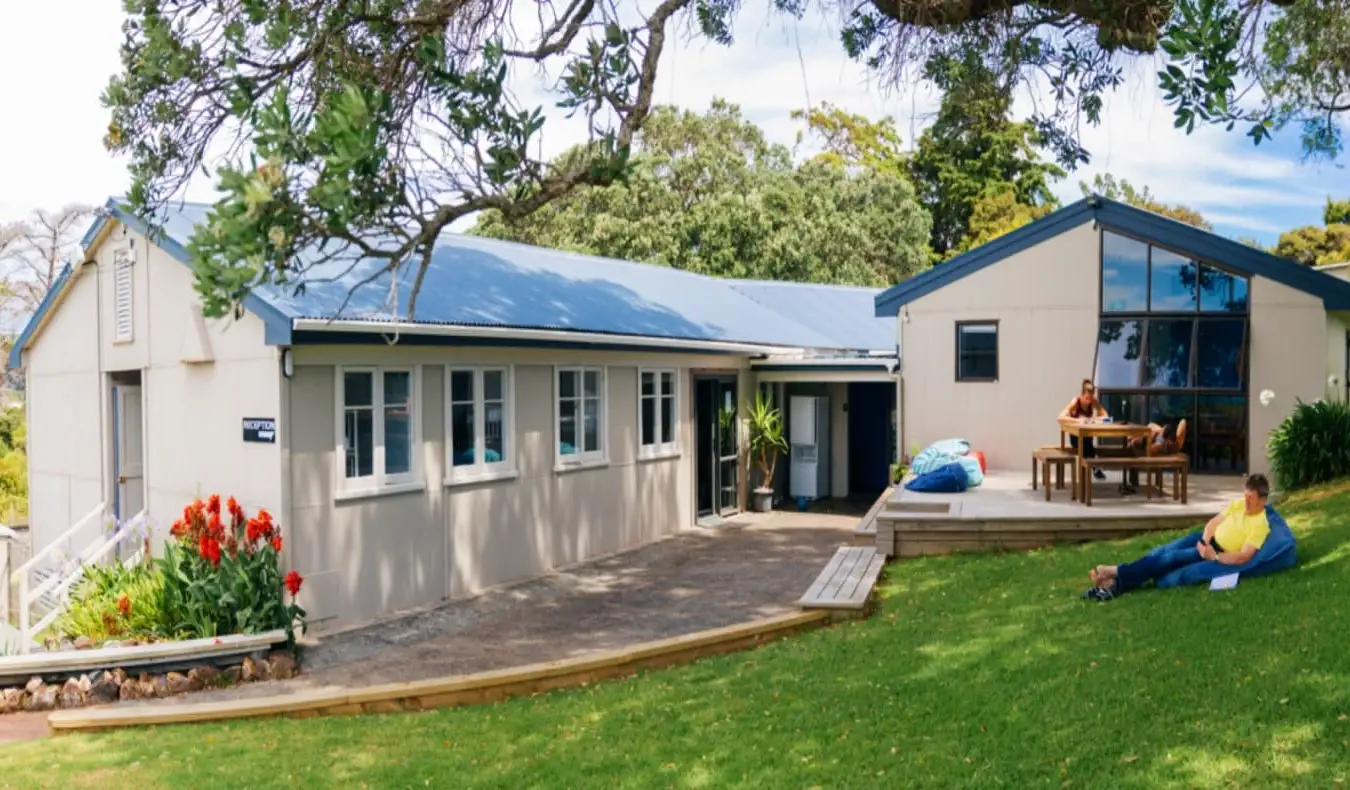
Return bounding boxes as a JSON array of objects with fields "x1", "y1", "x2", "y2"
[
  {"x1": 48, "y1": 611, "x2": 830, "y2": 733},
  {"x1": 0, "y1": 631, "x2": 288, "y2": 687}
]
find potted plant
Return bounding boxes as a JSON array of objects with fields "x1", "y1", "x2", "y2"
[{"x1": 747, "y1": 391, "x2": 788, "y2": 512}]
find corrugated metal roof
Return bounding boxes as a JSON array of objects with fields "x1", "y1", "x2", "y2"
[
  {"x1": 729, "y1": 280, "x2": 895, "y2": 352},
  {"x1": 143, "y1": 201, "x2": 888, "y2": 351}
]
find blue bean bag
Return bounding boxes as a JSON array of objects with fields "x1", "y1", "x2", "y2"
[
  {"x1": 904, "y1": 461, "x2": 970, "y2": 494},
  {"x1": 1154, "y1": 505, "x2": 1298, "y2": 589}
]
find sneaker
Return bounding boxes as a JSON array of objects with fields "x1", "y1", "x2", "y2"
[
  {"x1": 1094, "y1": 469, "x2": 1107, "y2": 480},
  {"x1": 1081, "y1": 585, "x2": 1117, "y2": 602}
]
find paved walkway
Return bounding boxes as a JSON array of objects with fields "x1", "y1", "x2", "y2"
[
  {"x1": 0, "y1": 712, "x2": 49, "y2": 745},
  {"x1": 58, "y1": 511, "x2": 860, "y2": 715}
]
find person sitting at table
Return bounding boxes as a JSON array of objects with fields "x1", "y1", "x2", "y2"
[
  {"x1": 1082, "y1": 473, "x2": 1271, "y2": 601},
  {"x1": 1127, "y1": 421, "x2": 1182, "y2": 455},
  {"x1": 1058, "y1": 378, "x2": 1109, "y2": 480}
]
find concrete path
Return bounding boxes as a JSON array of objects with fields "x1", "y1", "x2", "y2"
[{"x1": 44, "y1": 512, "x2": 861, "y2": 718}]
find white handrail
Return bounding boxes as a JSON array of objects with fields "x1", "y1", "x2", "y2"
[
  {"x1": 12, "y1": 502, "x2": 107, "y2": 582},
  {"x1": 17, "y1": 508, "x2": 143, "y2": 654}
]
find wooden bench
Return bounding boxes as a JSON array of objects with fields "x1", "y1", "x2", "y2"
[
  {"x1": 1080, "y1": 455, "x2": 1188, "y2": 506},
  {"x1": 798, "y1": 546, "x2": 886, "y2": 615},
  {"x1": 1032, "y1": 446, "x2": 1077, "y2": 501}
]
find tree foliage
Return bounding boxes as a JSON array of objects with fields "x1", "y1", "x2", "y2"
[
  {"x1": 472, "y1": 100, "x2": 931, "y2": 285},
  {"x1": 838, "y1": 0, "x2": 1350, "y2": 162},
  {"x1": 907, "y1": 53, "x2": 1064, "y2": 260},
  {"x1": 792, "y1": 102, "x2": 906, "y2": 179},
  {"x1": 0, "y1": 205, "x2": 94, "y2": 317},
  {"x1": 1274, "y1": 223, "x2": 1350, "y2": 266},
  {"x1": 958, "y1": 191, "x2": 1056, "y2": 253},
  {"x1": 1078, "y1": 173, "x2": 1212, "y2": 229},
  {"x1": 104, "y1": 0, "x2": 728, "y2": 319}
]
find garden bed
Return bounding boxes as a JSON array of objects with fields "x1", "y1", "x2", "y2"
[{"x1": 0, "y1": 630, "x2": 288, "y2": 687}]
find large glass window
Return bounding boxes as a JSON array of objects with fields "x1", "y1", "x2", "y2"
[
  {"x1": 338, "y1": 366, "x2": 420, "y2": 493},
  {"x1": 1096, "y1": 231, "x2": 1250, "y2": 473},
  {"x1": 447, "y1": 367, "x2": 512, "y2": 482}
]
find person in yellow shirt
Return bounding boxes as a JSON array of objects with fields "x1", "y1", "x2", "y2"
[{"x1": 1083, "y1": 474, "x2": 1270, "y2": 601}]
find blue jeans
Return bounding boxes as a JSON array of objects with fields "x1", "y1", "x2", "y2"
[{"x1": 1115, "y1": 531, "x2": 1207, "y2": 594}]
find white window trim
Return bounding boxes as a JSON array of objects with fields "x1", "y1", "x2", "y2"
[
  {"x1": 333, "y1": 365, "x2": 424, "y2": 501},
  {"x1": 637, "y1": 367, "x2": 681, "y2": 461},
  {"x1": 445, "y1": 365, "x2": 518, "y2": 486},
  {"x1": 554, "y1": 365, "x2": 609, "y2": 472},
  {"x1": 113, "y1": 246, "x2": 135, "y2": 344}
]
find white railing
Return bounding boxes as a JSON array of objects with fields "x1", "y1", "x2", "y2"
[{"x1": 11, "y1": 505, "x2": 152, "y2": 654}]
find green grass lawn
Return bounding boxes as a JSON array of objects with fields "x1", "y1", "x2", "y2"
[{"x1": 5, "y1": 483, "x2": 1350, "y2": 790}]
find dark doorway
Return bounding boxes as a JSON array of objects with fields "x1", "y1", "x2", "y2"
[
  {"x1": 848, "y1": 382, "x2": 896, "y2": 495},
  {"x1": 694, "y1": 375, "x2": 739, "y2": 517}
]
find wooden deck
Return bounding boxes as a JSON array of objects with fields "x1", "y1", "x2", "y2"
[
  {"x1": 798, "y1": 546, "x2": 886, "y2": 612},
  {"x1": 852, "y1": 487, "x2": 892, "y2": 546},
  {"x1": 876, "y1": 469, "x2": 1241, "y2": 558}
]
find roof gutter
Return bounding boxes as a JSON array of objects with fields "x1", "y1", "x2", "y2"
[{"x1": 291, "y1": 318, "x2": 804, "y2": 356}]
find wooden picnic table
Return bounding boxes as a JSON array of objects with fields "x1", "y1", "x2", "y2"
[{"x1": 1058, "y1": 420, "x2": 1154, "y2": 502}]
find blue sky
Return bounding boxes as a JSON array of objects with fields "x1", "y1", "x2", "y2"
[{"x1": 1, "y1": 1, "x2": 1343, "y2": 247}]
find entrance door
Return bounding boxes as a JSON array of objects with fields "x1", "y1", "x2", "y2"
[
  {"x1": 694, "y1": 376, "x2": 739, "y2": 517},
  {"x1": 847, "y1": 382, "x2": 894, "y2": 495},
  {"x1": 114, "y1": 385, "x2": 145, "y2": 522}
]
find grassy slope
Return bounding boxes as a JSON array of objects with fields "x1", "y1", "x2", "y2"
[{"x1": 4, "y1": 483, "x2": 1350, "y2": 790}]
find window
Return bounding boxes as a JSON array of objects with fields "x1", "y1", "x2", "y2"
[
  {"x1": 1095, "y1": 231, "x2": 1252, "y2": 473},
  {"x1": 639, "y1": 369, "x2": 679, "y2": 457},
  {"x1": 447, "y1": 367, "x2": 513, "y2": 482},
  {"x1": 337, "y1": 366, "x2": 421, "y2": 495},
  {"x1": 955, "y1": 322, "x2": 998, "y2": 381},
  {"x1": 113, "y1": 247, "x2": 134, "y2": 343},
  {"x1": 556, "y1": 366, "x2": 606, "y2": 464}
]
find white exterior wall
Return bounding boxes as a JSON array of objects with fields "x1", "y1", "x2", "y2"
[{"x1": 22, "y1": 222, "x2": 283, "y2": 555}]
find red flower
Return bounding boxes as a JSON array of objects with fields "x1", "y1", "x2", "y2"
[
  {"x1": 169, "y1": 520, "x2": 184, "y2": 537},
  {"x1": 207, "y1": 512, "x2": 224, "y2": 539},
  {"x1": 245, "y1": 518, "x2": 263, "y2": 544},
  {"x1": 271, "y1": 535, "x2": 283, "y2": 553},
  {"x1": 227, "y1": 496, "x2": 244, "y2": 527},
  {"x1": 199, "y1": 534, "x2": 221, "y2": 566},
  {"x1": 284, "y1": 570, "x2": 303, "y2": 597},
  {"x1": 116, "y1": 595, "x2": 131, "y2": 618},
  {"x1": 207, "y1": 494, "x2": 221, "y2": 516}
]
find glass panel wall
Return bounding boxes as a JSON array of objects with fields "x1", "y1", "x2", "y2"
[{"x1": 1095, "y1": 231, "x2": 1250, "y2": 473}]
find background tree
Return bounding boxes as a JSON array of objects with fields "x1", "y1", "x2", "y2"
[
  {"x1": 473, "y1": 100, "x2": 931, "y2": 285},
  {"x1": 1, "y1": 205, "x2": 95, "y2": 312},
  {"x1": 104, "y1": 0, "x2": 727, "y2": 320},
  {"x1": 835, "y1": 0, "x2": 1350, "y2": 162},
  {"x1": 957, "y1": 191, "x2": 1056, "y2": 253},
  {"x1": 792, "y1": 102, "x2": 907, "y2": 178},
  {"x1": 907, "y1": 53, "x2": 1064, "y2": 260},
  {"x1": 1272, "y1": 195, "x2": 1350, "y2": 266},
  {"x1": 1079, "y1": 173, "x2": 1212, "y2": 229}
]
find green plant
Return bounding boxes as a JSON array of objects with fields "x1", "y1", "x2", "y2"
[
  {"x1": 159, "y1": 495, "x2": 307, "y2": 643},
  {"x1": 1268, "y1": 398, "x2": 1350, "y2": 491},
  {"x1": 53, "y1": 561, "x2": 169, "y2": 643},
  {"x1": 890, "y1": 463, "x2": 909, "y2": 484},
  {"x1": 746, "y1": 391, "x2": 788, "y2": 491}
]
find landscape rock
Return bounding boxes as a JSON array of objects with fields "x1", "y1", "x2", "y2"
[
  {"x1": 73, "y1": 636, "x2": 94, "y2": 650},
  {"x1": 58, "y1": 639, "x2": 74, "y2": 652},
  {"x1": 240, "y1": 656, "x2": 269, "y2": 683},
  {"x1": 88, "y1": 676, "x2": 121, "y2": 705},
  {"x1": 267, "y1": 653, "x2": 297, "y2": 680},
  {"x1": 102, "y1": 640, "x2": 123, "y2": 649},
  {"x1": 222, "y1": 666, "x2": 243, "y2": 686},
  {"x1": 25, "y1": 684, "x2": 57, "y2": 712},
  {"x1": 0, "y1": 688, "x2": 22, "y2": 714},
  {"x1": 24, "y1": 677, "x2": 43, "y2": 695},
  {"x1": 111, "y1": 668, "x2": 128, "y2": 686},
  {"x1": 188, "y1": 665, "x2": 220, "y2": 688},
  {"x1": 165, "y1": 671, "x2": 201, "y2": 696},
  {"x1": 57, "y1": 678, "x2": 84, "y2": 709},
  {"x1": 151, "y1": 674, "x2": 170, "y2": 698},
  {"x1": 77, "y1": 674, "x2": 92, "y2": 693}
]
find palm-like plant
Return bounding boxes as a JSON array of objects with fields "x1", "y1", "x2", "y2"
[{"x1": 748, "y1": 391, "x2": 788, "y2": 492}]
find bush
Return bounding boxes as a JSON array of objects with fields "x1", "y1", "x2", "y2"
[
  {"x1": 159, "y1": 495, "x2": 307, "y2": 643},
  {"x1": 53, "y1": 562, "x2": 169, "y2": 643},
  {"x1": 1267, "y1": 398, "x2": 1350, "y2": 491}
]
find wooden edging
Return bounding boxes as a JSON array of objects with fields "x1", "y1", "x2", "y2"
[
  {"x1": 47, "y1": 610, "x2": 830, "y2": 733},
  {"x1": 0, "y1": 630, "x2": 288, "y2": 687}
]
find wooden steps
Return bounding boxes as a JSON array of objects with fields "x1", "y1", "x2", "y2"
[{"x1": 798, "y1": 546, "x2": 886, "y2": 614}]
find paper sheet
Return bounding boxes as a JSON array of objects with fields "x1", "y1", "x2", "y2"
[{"x1": 1209, "y1": 573, "x2": 1240, "y2": 591}]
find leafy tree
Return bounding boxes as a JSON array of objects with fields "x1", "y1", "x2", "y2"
[
  {"x1": 792, "y1": 102, "x2": 906, "y2": 178},
  {"x1": 836, "y1": 0, "x2": 1350, "y2": 162},
  {"x1": 958, "y1": 191, "x2": 1055, "y2": 253},
  {"x1": 1273, "y1": 224, "x2": 1350, "y2": 266},
  {"x1": 1324, "y1": 197, "x2": 1350, "y2": 225},
  {"x1": 104, "y1": 0, "x2": 720, "y2": 319},
  {"x1": 1078, "y1": 173, "x2": 1213, "y2": 230},
  {"x1": 473, "y1": 101, "x2": 931, "y2": 285},
  {"x1": 907, "y1": 53, "x2": 1064, "y2": 260}
]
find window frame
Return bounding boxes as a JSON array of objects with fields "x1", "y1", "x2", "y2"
[
  {"x1": 333, "y1": 365, "x2": 423, "y2": 499},
  {"x1": 637, "y1": 367, "x2": 680, "y2": 460},
  {"x1": 445, "y1": 365, "x2": 516, "y2": 485},
  {"x1": 113, "y1": 246, "x2": 135, "y2": 344},
  {"x1": 554, "y1": 365, "x2": 608, "y2": 470},
  {"x1": 954, "y1": 320, "x2": 1000, "y2": 382}
]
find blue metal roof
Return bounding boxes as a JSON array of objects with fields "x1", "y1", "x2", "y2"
[
  {"x1": 874, "y1": 196, "x2": 1350, "y2": 316},
  {"x1": 11, "y1": 198, "x2": 899, "y2": 368},
  {"x1": 729, "y1": 280, "x2": 895, "y2": 352}
]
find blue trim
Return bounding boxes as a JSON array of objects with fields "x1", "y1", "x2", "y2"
[
  {"x1": 289, "y1": 329, "x2": 756, "y2": 355},
  {"x1": 111, "y1": 385, "x2": 121, "y2": 520},
  {"x1": 7, "y1": 262, "x2": 74, "y2": 369},
  {"x1": 874, "y1": 196, "x2": 1350, "y2": 315}
]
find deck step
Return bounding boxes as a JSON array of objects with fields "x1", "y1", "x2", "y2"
[{"x1": 798, "y1": 546, "x2": 886, "y2": 611}]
